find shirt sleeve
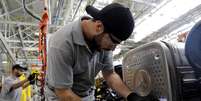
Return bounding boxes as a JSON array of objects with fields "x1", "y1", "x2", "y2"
[
  {"x1": 102, "y1": 51, "x2": 114, "y2": 72},
  {"x1": 47, "y1": 46, "x2": 74, "y2": 89},
  {"x1": 2, "y1": 77, "x2": 14, "y2": 95}
]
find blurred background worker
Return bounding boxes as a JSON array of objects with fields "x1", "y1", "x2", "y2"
[
  {"x1": 1, "y1": 64, "x2": 36, "y2": 101},
  {"x1": 177, "y1": 32, "x2": 189, "y2": 42}
]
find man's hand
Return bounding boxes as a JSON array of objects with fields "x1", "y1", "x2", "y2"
[
  {"x1": 29, "y1": 79, "x2": 36, "y2": 85},
  {"x1": 102, "y1": 70, "x2": 132, "y2": 98},
  {"x1": 55, "y1": 88, "x2": 81, "y2": 101},
  {"x1": 127, "y1": 92, "x2": 159, "y2": 101}
]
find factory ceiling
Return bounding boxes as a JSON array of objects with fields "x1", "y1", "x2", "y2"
[{"x1": 0, "y1": 0, "x2": 200, "y2": 66}]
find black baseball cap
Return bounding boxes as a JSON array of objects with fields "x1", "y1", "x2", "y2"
[
  {"x1": 12, "y1": 64, "x2": 27, "y2": 71},
  {"x1": 86, "y1": 3, "x2": 135, "y2": 41}
]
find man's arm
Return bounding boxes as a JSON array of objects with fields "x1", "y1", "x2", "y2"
[
  {"x1": 102, "y1": 70, "x2": 132, "y2": 98},
  {"x1": 10, "y1": 79, "x2": 28, "y2": 91},
  {"x1": 10, "y1": 73, "x2": 36, "y2": 91},
  {"x1": 22, "y1": 81, "x2": 30, "y2": 89},
  {"x1": 55, "y1": 88, "x2": 81, "y2": 101}
]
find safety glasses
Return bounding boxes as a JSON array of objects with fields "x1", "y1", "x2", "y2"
[{"x1": 108, "y1": 33, "x2": 122, "y2": 44}]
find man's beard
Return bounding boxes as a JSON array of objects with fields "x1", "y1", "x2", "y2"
[
  {"x1": 90, "y1": 35, "x2": 114, "y2": 52},
  {"x1": 90, "y1": 36, "x2": 101, "y2": 52}
]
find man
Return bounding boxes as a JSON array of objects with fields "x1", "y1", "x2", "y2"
[
  {"x1": 1, "y1": 64, "x2": 36, "y2": 101},
  {"x1": 45, "y1": 3, "x2": 157, "y2": 101},
  {"x1": 177, "y1": 32, "x2": 188, "y2": 42}
]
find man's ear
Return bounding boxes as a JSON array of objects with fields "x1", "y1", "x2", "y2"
[{"x1": 95, "y1": 20, "x2": 104, "y2": 33}]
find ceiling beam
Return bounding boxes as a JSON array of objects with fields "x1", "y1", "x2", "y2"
[
  {"x1": 1, "y1": 0, "x2": 18, "y2": 62},
  {"x1": 63, "y1": 0, "x2": 74, "y2": 24},
  {"x1": 7, "y1": 40, "x2": 38, "y2": 44},
  {"x1": 0, "y1": 0, "x2": 38, "y2": 17},
  {"x1": 134, "y1": 0, "x2": 157, "y2": 7},
  {"x1": 10, "y1": 47, "x2": 38, "y2": 51},
  {"x1": 14, "y1": 0, "x2": 22, "y2": 5},
  {"x1": 18, "y1": 26, "x2": 28, "y2": 61},
  {"x1": 142, "y1": 4, "x2": 201, "y2": 42},
  {"x1": 0, "y1": 32, "x2": 15, "y2": 62},
  {"x1": 16, "y1": 58, "x2": 42, "y2": 65},
  {"x1": 1, "y1": 0, "x2": 31, "y2": 63}
]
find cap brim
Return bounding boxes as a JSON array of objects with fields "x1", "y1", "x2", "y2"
[
  {"x1": 17, "y1": 67, "x2": 28, "y2": 71},
  {"x1": 86, "y1": 5, "x2": 100, "y2": 19}
]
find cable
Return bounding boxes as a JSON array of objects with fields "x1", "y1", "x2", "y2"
[{"x1": 23, "y1": 0, "x2": 41, "y2": 21}]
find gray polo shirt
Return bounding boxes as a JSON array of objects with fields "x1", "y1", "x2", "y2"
[
  {"x1": 1, "y1": 75, "x2": 22, "y2": 101},
  {"x1": 45, "y1": 18, "x2": 113, "y2": 97}
]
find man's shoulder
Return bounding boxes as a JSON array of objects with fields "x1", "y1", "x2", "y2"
[
  {"x1": 5, "y1": 76, "x2": 14, "y2": 80},
  {"x1": 49, "y1": 22, "x2": 76, "y2": 48},
  {"x1": 3, "y1": 76, "x2": 16, "y2": 85},
  {"x1": 52, "y1": 22, "x2": 75, "y2": 39}
]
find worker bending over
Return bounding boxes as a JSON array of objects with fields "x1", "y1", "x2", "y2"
[{"x1": 45, "y1": 3, "x2": 157, "y2": 101}]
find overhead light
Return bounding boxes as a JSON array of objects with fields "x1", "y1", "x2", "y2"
[
  {"x1": 2, "y1": 61, "x2": 8, "y2": 64},
  {"x1": 1, "y1": 53, "x2": 8, "y2": 64},
  {"x1": 34, "y1": 32, "x2": 39, "y2": 36}
]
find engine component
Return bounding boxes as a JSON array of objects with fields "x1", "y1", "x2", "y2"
[
  {"x1": 133, "y1": 69, "x2": 152, "y2": 96},
  {"x1": 123, "y1": 41, "x2": 201, "y2": 101}
]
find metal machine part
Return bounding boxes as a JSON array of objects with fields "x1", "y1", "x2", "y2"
[
  {"x1": 123, "y1": 41, "x2": 201, "y2": 101},
  {"x1": 133, "y1": 69, "x2": 152, "y2": 96}
]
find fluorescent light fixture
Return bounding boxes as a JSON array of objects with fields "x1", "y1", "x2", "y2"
[
  {"x1": 2, "y1": 61, "x2": 8, "y2": 64},
  {"x1": 134, "y1": 0, "x2": 201, "y2": 42},
  {"x1": 34, "y1": 32, "x2": 39, "y2": 36}
]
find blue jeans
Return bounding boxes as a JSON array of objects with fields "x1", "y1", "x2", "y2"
[{"x1": 45, "y1": 85, "x2": 95, "y2": 101}]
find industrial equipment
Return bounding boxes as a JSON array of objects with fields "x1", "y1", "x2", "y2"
[{"x1": 122, "y1": 41, "x2": 201, "y2": 101}]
